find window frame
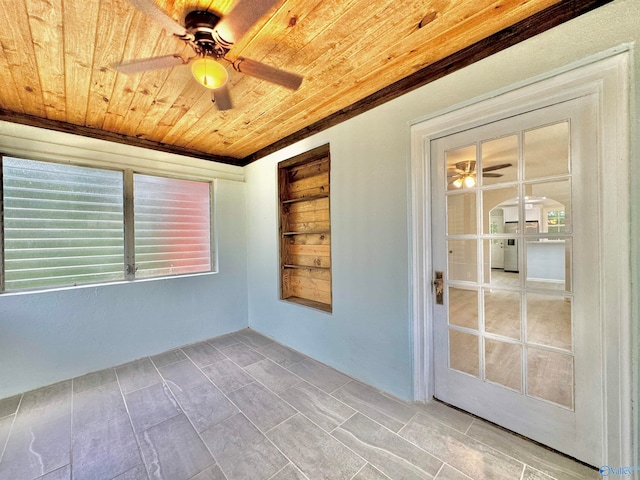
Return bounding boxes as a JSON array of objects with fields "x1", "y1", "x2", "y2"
[
  {"x1": 0, "y1": 160, "x2": 4, "y2": 292},
  {"x1": 0, "y1": 156, "x2": 217, "y2": 294},
  {"x1": 545, "y1": 208, "x2": 566, "y2": 234}
]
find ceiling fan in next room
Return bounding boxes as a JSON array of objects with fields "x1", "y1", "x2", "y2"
[
  {"x1": 114, "y1": 0, "x2": 303, "y2": 110},
  {"x1": 447, "y1": 160, "x2": 512, "y2": 188}
]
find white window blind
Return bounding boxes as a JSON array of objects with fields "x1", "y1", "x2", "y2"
[
  {"x1": 1, "y1": 157, "x2": 214, "y2": 292},
  {"x1": 133, "y1": 174, "x2": 212, "y2": 278},
  {"x1": 2, "y1": 157, "x2": 125, "y2": 291}
]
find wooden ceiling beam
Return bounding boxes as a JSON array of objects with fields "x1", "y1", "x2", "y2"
[
  {"x1": 0, "y1": 108, "x2": 243, "y2": 166},
  {"x1": 242, "y1": 0, "x2": 614, "y2": 165}
]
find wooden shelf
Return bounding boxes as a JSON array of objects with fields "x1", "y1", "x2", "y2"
[
  {"x1": 282, "y1": 230, "x2": 330, "y2": 236},
  {"x1": 281, "y1": 193, "x2": 329, "y2": 204},
  {"x1": 282, "y1": 296, "x2": 332, "y2": 313},
  {"x1": 283, "y1": 264, "x2": 330, "y2": 271},
  {"x1": 279, "y1": 144, "x2": 332, "y2": 313}
]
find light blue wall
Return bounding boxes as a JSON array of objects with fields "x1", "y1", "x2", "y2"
[
  {"x1": 246, "y1": 120, "x2": 415, "y2": 400},
  {"x1": 245, "y1": 0, "x2": 639, "y2": 424},
  {"x1": 0, "y1": 160, "x2": 248, "y2": 397}
]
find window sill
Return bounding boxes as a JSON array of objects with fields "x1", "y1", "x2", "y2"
[{"x1": 0, "y1": 270, "x2": 218, "y2": 297}]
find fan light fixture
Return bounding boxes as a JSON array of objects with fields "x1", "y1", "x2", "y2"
[
  {"x1": 114, "y1": 3, "x2": 304, "y2": 111},
  {"x1": 464, "y1": 175, "x2": 476, "y2": 188},
  {"x1": 453, "y1": 175, "x2": 476, "y2": 188},
  {"x1": 191, "y1": 57, "x2": 228, "y2": 89}
]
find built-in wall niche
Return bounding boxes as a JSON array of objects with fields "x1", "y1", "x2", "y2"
[{"x1": 278, "y1": 145, "x2": 332, "y2": 312}]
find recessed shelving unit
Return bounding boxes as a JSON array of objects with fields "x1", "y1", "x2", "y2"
[{"x1": 278, "y1": 144, "x2": 332, "y2": 313}]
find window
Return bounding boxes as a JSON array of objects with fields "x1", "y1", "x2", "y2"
[
  {"x1": 1, "y1": 156, "x2": 214, "y2": 292},
  {"x1": 546, "y1": 209, "x2": 566, "y2": 233},
  {"x1": 133, "y1": 174, "x2": 212, "y2": 279},
  {"x1": 278, "y1": 145, "x2": 332, "y2": 312}
]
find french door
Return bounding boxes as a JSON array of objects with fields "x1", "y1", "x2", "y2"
[{"x1": 431, "y1": 94, "x2": 603, "y2": 465}]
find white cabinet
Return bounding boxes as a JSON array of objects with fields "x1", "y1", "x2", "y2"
[{"x1": 502, "y1": 204, "x2": 541, "y2": 223}]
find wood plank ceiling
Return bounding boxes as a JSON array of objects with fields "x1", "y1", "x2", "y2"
[{"x1": 0, "y1": 0, "x2": 610, "y2": 166}]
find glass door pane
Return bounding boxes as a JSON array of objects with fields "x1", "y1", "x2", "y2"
[{"x1": 444, "y1": 121, "x2": 575, "y2": 410}]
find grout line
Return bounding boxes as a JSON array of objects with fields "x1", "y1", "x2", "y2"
[
  {"x1": 166, "y1": 347, "x2": 263, "y2": 479},
  {"x1": 441, "y1": 463, "x2": 475, "y2": 480},
  {"x1": 149, "y1": 354, "x2": 232, "y2": 478},
  {"x1": 242, "y1": 369, "x2": 352, "y2": 435},
  {"x1": 465, "y1": 418, "x2": 475, "y2": 435},
  {"x1": 403, "y1": 409, "x2": 420, "y2": 429},
  {"x1": 332, "y1": 425, "x2": 439, "y2": 479},
  {"x1": 327, "y1": 384, "x2": 416, "y2": 433},
  {"x1": 113, "y1": 359, "x2": 163, "y2": 396},
  {"x1": 349, "y1": 463, "x2": 369, "y2": 480},
  {"x1": 462, "y1": 414, "x2": 595, "y2": 476},
  {"x1": 327, "y1": 378, "x2": 353, "y2": 396},
  {"x1": 372, "y1": 464, "x2": 393, "y2": 480},
  {"x1": 244, "y1": 345, "x2": 458, "y2": 474},
  {"x1": 457, "y1": 422, "x2": 531, "y2": 475},
  {"x1": 433, "y1": 462, "x2": 446, "y2": 479},
  {"x1": 460, "y1": 418, "x2": 573, "y2": 477},
  {"x1": 204, "y1": 403, "x2": 296, "y2": 478},
  {"x1": 69, "y1": 379, "x2": 74, "y2": 478},
  {"x1": 263, "y1": 411, "x2": 299, "y2": 435},
  {"x1": 1, "y1": 332, "x2": 590, "y2": 480},
  {"x1": 224, "y1": 380, "x2": 258, "y2": 396},
  {"x1": 399, "y1": 411, "x2": 530, "y2": 477},
  {"x1": 379, "y1": 410, "x2": 475, "y2": 474},
  {"x1": 168, "y1": 345, "x2": 301, "y2": 479},
  {"x1": 519, "y1": 463, "x2": 527, "y2": 480},
  {"x1": 410, "y1": 403, "x2": 474, "y2": 435},
  {"x1": 350, "y1": 463, "x2": 393, "y2": 480},
  {"x1": 176, "y1": 341, "x2": 538, "y2": 480},
  {"x1": 333, "y1": 407, "x2": 450, "y2": 477},
  {"x1": 115, "y1": 359, "x2": 152, "y2": 480},
  {"x1": 0, "y1": 394, "x2": 22, "y2": 465},
  {"x1": 329, "y1": 410, "x2": 358, "y2": 435},
  {"x1": 266, "y1": 462, "x2": 291, "y2": 480},
  {"x1": 206, "y1": 341, "x2": 375, "y2": 474},
  {"x1": 254, "y1": 341, "x2": 304, "y2": 364}
]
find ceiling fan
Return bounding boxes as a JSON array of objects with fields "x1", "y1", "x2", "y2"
[
  {"x1": 114, "y1": 0, "x2": 303, "y2": 110},
  {"x1": 447, "y1": 160, "x2": 512, "y2": 188}
]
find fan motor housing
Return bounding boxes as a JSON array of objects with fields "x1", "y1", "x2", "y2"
[{"x1": 185, "y1": 11, "x2": 225, "y2": 55}]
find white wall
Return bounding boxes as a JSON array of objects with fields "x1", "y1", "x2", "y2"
[
  {"x1": 245, "y1": 0, "x2": 639, "y2": 436},
  {"x1": 0, "y1": 124, "x2": 248, "y2": 398}
]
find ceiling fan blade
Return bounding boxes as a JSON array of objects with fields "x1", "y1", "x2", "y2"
[
  {"x1": 234, "y1": 57, "x2": 302, "y2": 90},
  {"x1": 482, "y1": 173, "x2": 503, "y2": 178},
  {"x1": 214, "y1": 0, "x2": 280, "y2": 46},
  {"x1": 212, "y1": 85, "x2": 233, "y2": 110},
  {"x1": 455, "y1": 160, "x2": 476, "y2": 173},
  {"x1": 482, "y1": 162, "x2": 512, "y2": 172},
  {"x1": 114, "y1": 55, "x2": 187, "y2": 75},
  {"x1": 126, "y1": 0, "x2": 189, "y2": 37}
]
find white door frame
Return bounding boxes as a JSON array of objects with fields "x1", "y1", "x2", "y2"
[{"x1": 409, "y1": 48, "x2": 633, "y2": 466}]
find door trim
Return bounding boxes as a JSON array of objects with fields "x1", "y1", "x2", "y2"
[{"x1": 409, "y1": 49, "x2": 632, "y2": 466}]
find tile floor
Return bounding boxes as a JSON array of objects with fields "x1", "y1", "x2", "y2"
[{"x1": 0, "y1": 329, "x2": 599, "y2": 480}]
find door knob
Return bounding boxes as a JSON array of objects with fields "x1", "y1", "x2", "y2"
[{"x1": 433, "y1": 271, "x2": 444, "y2": 305}]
